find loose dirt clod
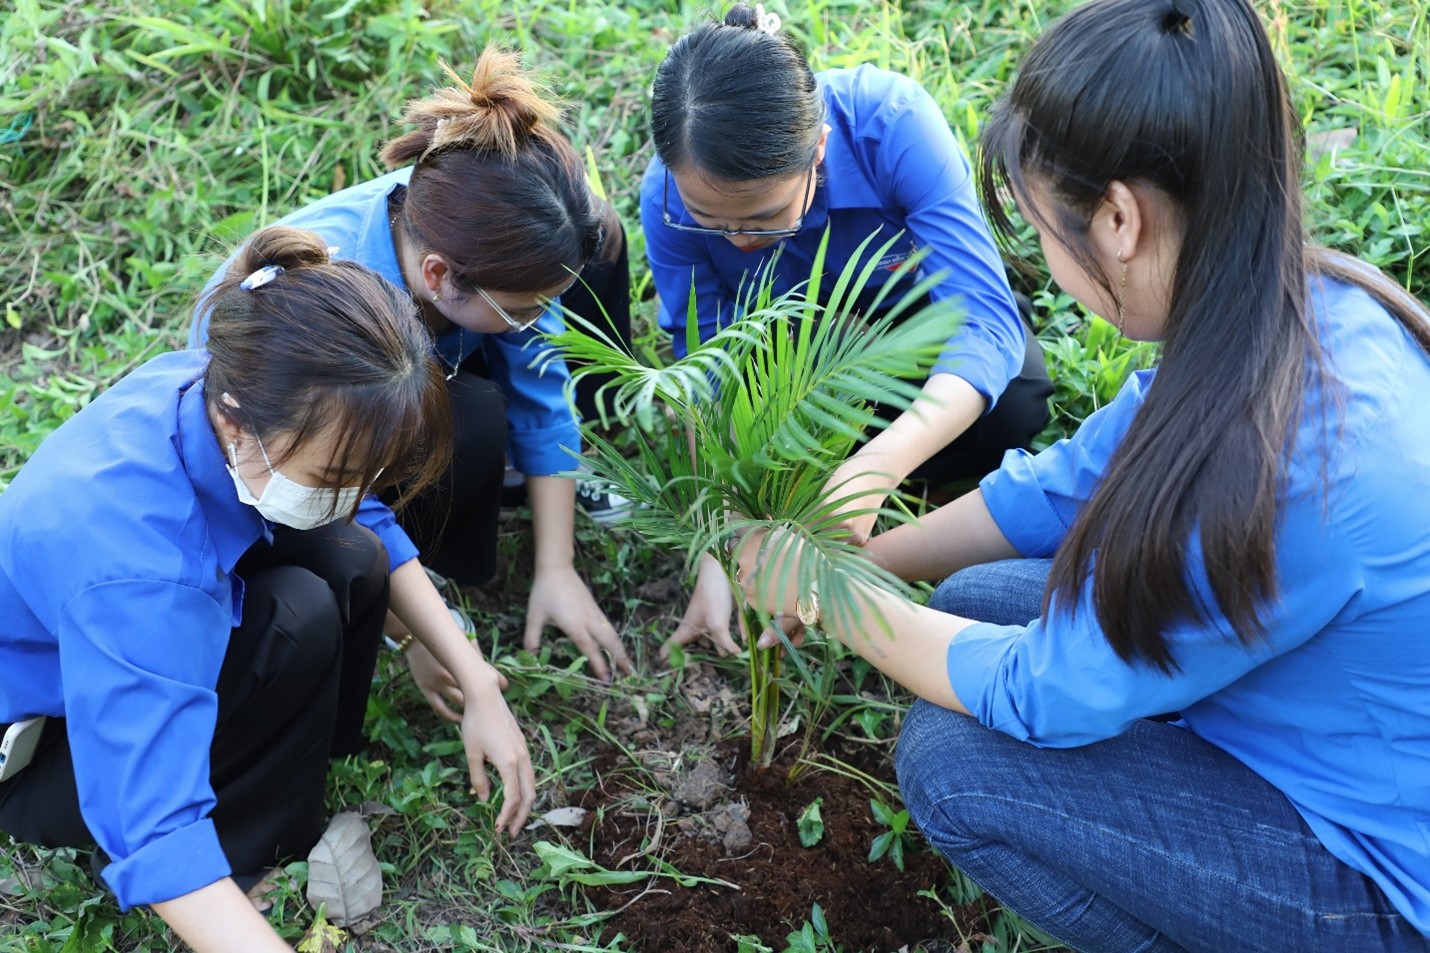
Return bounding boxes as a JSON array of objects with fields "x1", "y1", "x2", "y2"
[
  {"x1": 707, "y1": 801, "x2": 753, "y2": 855},
  {"x1": 673, "y1": 758, "x2": 731, "y2": 810}
]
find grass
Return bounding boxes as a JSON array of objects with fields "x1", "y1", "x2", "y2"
[{"x1": 1, "y1": 0, "x2": 1427, "y2": 951}]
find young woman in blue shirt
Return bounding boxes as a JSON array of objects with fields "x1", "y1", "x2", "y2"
[
  {"x1": 0, "y1": 227, "x2": 535, "y2": 953},
  {"x1": 193, "y1": 49, "x2": 635, "y2": 687},
  {"x1": 738, "y1": 0, "x2": 1430, "y2": 948},
  {"x1": 642, "y1": 4, "x2": 1053, "y2": 656}
]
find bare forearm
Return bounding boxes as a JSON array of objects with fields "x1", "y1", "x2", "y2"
[
  {"x1": 527, "y1": 475, "x2": 576, "y2": 571},
  {"x1": 822, "y1": 584, "x2": 973, "y2": 713},
  {"x1": 854, "y1": 374, "x2": 986, "y2": 481},
  {"x1": 152, "y1": 879, "x2": 293, "y2": 953},
  {"x1": 388, "y1": 560, "x2": 499, "y2": 692},
  {"x1": 866, "y1": 488, "x2": 1019, "y2": 582}
]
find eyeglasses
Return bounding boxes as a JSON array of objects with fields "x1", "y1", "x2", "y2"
[
  {"x1": 472, "y1": 229, "x2": 603, "y2": 333},
  {"x1": 475, "y1": 285, "x2": 548, "y2": 333},
  {"x1": 661, "y1": 167, "x2": 815, "y2": 239}
]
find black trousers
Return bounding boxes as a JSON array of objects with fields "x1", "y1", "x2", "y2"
[
  {"x1": 0, "y1": 521, "x2": 389, "y2": 886},
  {"x1": 392, "y1": 199, "x2": 635, "y2": 587},
  {"x1": 907, "y1": 307, "x2": 1052, "y2": 484},
  {"x1": 562, "y1": 197, "x2": 634, "y2": 424},
  {"x1": 390, "y1": 370, "x2": 509, "y2": 587},
  {"x1": 871, "y1": 291, "x2": 1054, "y2": 487}
]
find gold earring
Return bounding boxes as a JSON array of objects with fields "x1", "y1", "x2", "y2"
[{"x1": 1115, "y1": 250, "x2": 1128, "y2": 333}]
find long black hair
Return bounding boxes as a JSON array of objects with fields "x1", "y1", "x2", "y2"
[
  {"x1": 649, "y1": 3, "x2": 825, "y2": 181},
  {"x1": 980, "y1": 0, "x2": 1430, "y2": 671}
]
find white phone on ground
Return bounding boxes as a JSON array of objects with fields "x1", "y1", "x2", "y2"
[{"x1": 0, "y1": 717, "x2": 47, "y2": 782}]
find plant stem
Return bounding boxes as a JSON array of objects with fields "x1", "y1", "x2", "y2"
[{"x1": 737, "y1": 603, "x2": 783, "y2": 770}]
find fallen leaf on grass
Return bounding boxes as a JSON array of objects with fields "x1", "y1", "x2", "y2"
[
  {"x1": 524, "y1": 805, "x2": 591, "y2": 831},
  {"x1": 0, "y1": 866, "x2": 44, "y2": 896},
  {"x1": 306, "y1": 813, "x2": 382, "y2": 926}
]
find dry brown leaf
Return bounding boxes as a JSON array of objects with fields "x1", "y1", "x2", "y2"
[{"x1": 306, "y1": 812, "x2": 383, "y2": 927}]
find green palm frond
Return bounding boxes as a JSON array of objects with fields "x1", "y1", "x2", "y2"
[
  {"x1": 549, "y1": 225, "x2": 964, "y2": 767},
  {"x1": 553, "y1": 222, "x2": 965, "y2": 575}
]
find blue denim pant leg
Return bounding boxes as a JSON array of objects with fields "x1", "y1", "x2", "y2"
[
  {"x1": 895, "y1": 702, "x2": 1429, "y2": 953},
  {"x1": 928, "y1": 558, "x2": 1052, "y2": 626}
]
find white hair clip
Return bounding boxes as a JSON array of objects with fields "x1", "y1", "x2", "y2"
[
  {"x1": 754, "y1": 3, "x2": 781, "y2": 33},
  {"x1": 239, "y1": 264, "x2": 284, "y2": 290}
]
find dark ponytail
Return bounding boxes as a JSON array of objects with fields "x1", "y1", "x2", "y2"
[
  {"x1": 381, "y1": 46, "x2": 602, "y2": 295},
  {"x1": 650, "y1": 3, "x2": 825, "y2": 182},
  {"x1": 203, "y1": 225, "x2": 451, "y2": 516},
  {"x1": 980, "y1": 0, "x2": 1429, "y2": 671}
]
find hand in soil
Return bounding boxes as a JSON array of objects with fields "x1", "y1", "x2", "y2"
[
  {"x1": 459, "y1": 669, "x2": 538, "y2": 836},
  {"x1": 664, "y1": 551, "x2": 740, "y2": 658},
  {"x1": 525, "y1": 563, "x2": 633, "y2": 681},
  {"x1": 405, "y1": 639, "x2": 469, "y2": 722},
  {"x1": 244, "y1": 870, "x2": 283, "y2": 914}
]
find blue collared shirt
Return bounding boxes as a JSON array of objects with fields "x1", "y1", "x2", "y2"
[
  {"x1": 0, "y1": 350, "x2": 266, "y2": 910},
  {"x1": 640, "y1": 64, "x2": 1026, "y2": 408},
  {"x1": 950, "y1": 278, "x2": 1430, "y2": 930},
  {"x1": 189, "y1": 168, "x2": 581, "y2": 570}
]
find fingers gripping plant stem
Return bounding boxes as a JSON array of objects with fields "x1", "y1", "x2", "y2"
[{"x1": 546, "y1": 228, "x2": 964, "y2": 768}]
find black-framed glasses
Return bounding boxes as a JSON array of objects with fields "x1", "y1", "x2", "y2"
[{"x1": 661, "y1": 167, "x2": 814, "y2": 239}]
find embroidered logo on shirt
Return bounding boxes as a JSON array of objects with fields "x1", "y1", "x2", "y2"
[{"x1": 875, "y1": 247, "x2": 916, "y2": 270}]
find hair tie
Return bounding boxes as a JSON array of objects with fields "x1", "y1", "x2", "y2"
[
  {"x1": 420, "y1": 116, "x2": 454, "y2": 165},
  {"x1": 1162, "y1": 1, "x2": 1194, "y2": 36},
  {"x1": 754, "y1": 3, "x2": 781, "y2": 34},
  {"x1": 239, "y1": 264, "x2": 284, "y2": 290}
]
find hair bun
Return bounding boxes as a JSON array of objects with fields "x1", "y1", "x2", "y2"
[
  {"x1": 381, "y1": 46, "x2": 562, "y2": 167},
  {"x1": 233, "y1": 226, "x2": 331, "y2": 279},
  {"x1": 723, "y1": 3, "x2": 761, "y2": 29}
]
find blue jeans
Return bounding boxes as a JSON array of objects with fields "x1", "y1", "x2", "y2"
[{"x1": 895, "y1": 559, "x2": 1430, "y2": 953}]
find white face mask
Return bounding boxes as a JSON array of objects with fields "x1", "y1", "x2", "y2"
[{"x1": 226, "y1": 434, "x2": 367, "y2": 531}]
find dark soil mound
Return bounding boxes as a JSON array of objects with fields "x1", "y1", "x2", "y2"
[{"x1": 579, "y1": 739, "x2": 988, "y2": 952}]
